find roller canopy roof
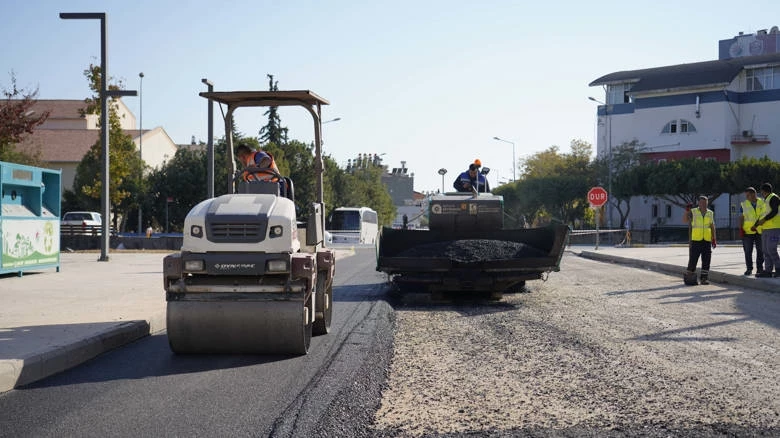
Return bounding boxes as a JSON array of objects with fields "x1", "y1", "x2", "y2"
[{"x1": 198, "y1": 90, "x2": 329, "y2": 107}]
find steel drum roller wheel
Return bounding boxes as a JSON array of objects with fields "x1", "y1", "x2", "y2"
[
  {"x1": 167, "y1": 298, "x2": 313, "y2": 355},
  {"x1": 313, "y1": 273, "x2": 333, "y2": 335}
]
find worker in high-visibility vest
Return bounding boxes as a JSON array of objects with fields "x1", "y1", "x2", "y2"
[
  {"x1": 683, "y1": 195, "x2": 717, "y2": 285},
  {"x1": 752, "y1": 182, "x2": 780, "y2": 278},
  {"x1": 738, "y1": 186, "x2": 765, "y2": 276}
]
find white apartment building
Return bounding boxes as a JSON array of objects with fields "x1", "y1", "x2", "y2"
[{"x1": 590, "y1": 28, "x2": 780, "y2": 235}]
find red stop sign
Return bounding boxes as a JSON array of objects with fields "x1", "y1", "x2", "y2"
[{"x1": 587, "y1": 186, "x2": 608, "y2": 207}]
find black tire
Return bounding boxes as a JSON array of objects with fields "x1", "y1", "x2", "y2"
[
  {"x1": 313, "y1": 273, "x2": 332, "y2": 335},
  {"x1": 503, "y1": 280, "x2": 527, "y2": 294}
]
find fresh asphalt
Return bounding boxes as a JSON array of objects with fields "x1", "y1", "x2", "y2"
[{"x1": 0, "y1": 242, "x2": 776, "y2": 393}]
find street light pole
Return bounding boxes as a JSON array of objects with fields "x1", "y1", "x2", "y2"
[
  {"x1": 201, "y1": 78, "x2": 214, "y2": 198},
  {"x1": 137, "y1": 72, "x2": 143, "y2": 235},
  {"x1": 492, "y1": 136, "x2": 516, "y2": 181},
  {"x1": 437, "y1": 168, "x2": 447, "y2": 193},
  {"x1": 589, "y1": 96, "x2": 613, "y2": 239},
  {"x1": 61, "y1": 12, "x2": 136, "y2": 261},
  {"x1": 320, "y1": 117, "x2": 340, "y2": 153}
]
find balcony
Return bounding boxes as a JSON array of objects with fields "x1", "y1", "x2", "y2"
[{"x1": 731, "y1": 131, "x2": 771, "y2": 145}]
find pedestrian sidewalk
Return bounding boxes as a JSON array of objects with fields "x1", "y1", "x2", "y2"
[
  {"x1": 1, "y1": 244, "x2": 774, "y2": 394},
  {"x1": 569, "y1": 242, "x2": 778, "y2": 294},
  {"x1": 0, "y1": 252, "x2": 168, "y2": 393}
]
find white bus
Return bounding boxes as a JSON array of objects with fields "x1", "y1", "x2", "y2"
[{"x1": 326, "y1": 207, "x2": 379, "y2": 245}]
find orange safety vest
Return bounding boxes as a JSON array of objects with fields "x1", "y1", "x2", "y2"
[{"x1": 242, "y1": 150, "x2": 280, "y2": 182}]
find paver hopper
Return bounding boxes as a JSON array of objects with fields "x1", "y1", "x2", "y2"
[{"x1": 377, "y1": 192, "x2": 569, "y2": 298}]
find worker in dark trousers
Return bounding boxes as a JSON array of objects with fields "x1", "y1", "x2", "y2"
[
  {"x1": 753, "y1": 182, "x2": 780, "y2": 277},
  {"x1": 738, "y1": 186, "x2": 765, "y2": 276},
  {"x1": 683, "y1": 195, "x2": 717, "y2": 285}
]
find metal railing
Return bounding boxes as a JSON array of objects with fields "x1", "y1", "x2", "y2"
[{"x1": 60, "y1": 224, "x2": 117, "y2": 237}]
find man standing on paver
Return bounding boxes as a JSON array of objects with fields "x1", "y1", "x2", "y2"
[
  {"x1": 739, "y1": 187, "x2": 765, "y2": 276},
  {"x1": 683, "y1": 195, "x2": 717, "y2": 285},
  {"x1": 752, "y1": 182, "x2": 780, "y2": 278}
]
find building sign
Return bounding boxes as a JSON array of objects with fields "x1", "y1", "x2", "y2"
[{"x1": 719, "y1": 33, "x2": 780, "y2": 59}]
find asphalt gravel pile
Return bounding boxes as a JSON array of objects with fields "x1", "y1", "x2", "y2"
[{"x1": 396, "y1": 239, "x2": 548, "y2": 262}]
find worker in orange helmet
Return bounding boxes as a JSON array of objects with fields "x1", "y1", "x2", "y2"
[{"x1": 453, "y1": 159, "x2": 490, "y2": 193}]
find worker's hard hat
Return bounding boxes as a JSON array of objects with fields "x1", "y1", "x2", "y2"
[{"x1": 474, "y1": 159, "x2": 482, "y2": 167}]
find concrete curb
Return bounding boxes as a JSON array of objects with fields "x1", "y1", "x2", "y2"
[
  {"x1": 577, "y1": 250, "x2": 778, "y2": 294},
  {"x1": 0, "y1": 311, "x2": 166, "y2": 393}
]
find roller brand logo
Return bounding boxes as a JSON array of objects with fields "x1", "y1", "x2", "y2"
[{"x1": 214, "y1": 263, "x2": 256, "y2": 270}]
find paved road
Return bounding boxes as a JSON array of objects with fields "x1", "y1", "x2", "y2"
[
  {"x1": 1, "y1": 243, "x2": 777, "y2": 437},
  {"x1": 0, "y1": 247, "x2": 393, "y2": 437}
]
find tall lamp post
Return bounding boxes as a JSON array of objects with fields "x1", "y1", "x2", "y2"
[
  {"x1": 137, "y1": 72, "x2": 144, "y2": 235},
  {"x1": 320, "y1": 117, "x2": 340, "y2": 154},
  {"x1": 60, "y1": 12, "x2": 136, "y2": 261},
  {"x1": 438, "y1": 168, "x2": 447, "y2": 193},
  {"x1": 589, "y1": 96, "x2": 613, "y2": 239},
  {"x1": 202, "y1": 78, "x2": 214, "y2": 199},
  {"x1": 493, "y1": 136, "x2": 516, "y2": 182}
]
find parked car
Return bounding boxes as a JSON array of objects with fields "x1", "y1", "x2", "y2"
[{"x1": 61, "y1": 211, "x2": 102, "y2": 235}]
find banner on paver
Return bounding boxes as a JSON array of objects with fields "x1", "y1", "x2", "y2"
[{"x1": 1, "y1": 219, "x2": 59, "y2": 268}]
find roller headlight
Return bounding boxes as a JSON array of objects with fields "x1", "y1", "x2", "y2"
[
  {"x1": 184, "y1": 259, "x2": 205, "y2": 272},
  {"x1": 269, "y1": 225, "x2": 284, "y2": 238},
  {"x1": 266, "y1": 259, "x2": 288, "y2": 272},
  {"x1": 190, "y1": 225, "x2": 203, "y2": 238}
]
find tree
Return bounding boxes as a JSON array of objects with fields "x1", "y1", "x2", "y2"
[
  {"x1": 592, "y1": 139, "x2": 645, "y2": 228},
  {"x1": 258, "y1": 74, "x2": 288, "y2": 145},
  {"x1": 65, "y1": 64, "x2": 144, "y2": 230},
  {"x1": 0, "y1": 72, "x2": 49, "y2": 165},
  {"x1": 723, "y1": 156, "x2": 780, "y2": 194},
  {"x1": 498, "y1": 140, "x2": 596, "y2": 226},
  {"x1": 146, "y1": 148, "x2": 207, "y2": 232},
  {"x1": 332, "y1": 163, "x2": 395, "y2": 226},
  {"x1": 631, "y1": 157, "x2": 728, "y2": 209}
]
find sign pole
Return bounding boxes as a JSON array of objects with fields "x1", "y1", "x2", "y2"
[
  {"x1": 594, "y1": 206, "x2": 600, "y2": 250},
  {"x1": 587, "y1": 186, "x2": 608, "y2": 250}
]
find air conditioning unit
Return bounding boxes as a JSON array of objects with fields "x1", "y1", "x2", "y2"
[{"x1": 742, "y1": 130, "x2": 754, "y2": 137}]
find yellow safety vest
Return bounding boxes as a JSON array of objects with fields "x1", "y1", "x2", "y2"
[
  {"x1": 760, "y1": 192, "x2": 780, "y2": 230},
  {"x1": 741, "y1": 198, "x2": 765, "y2": 234},
  {"x1": 690, "y1": 208, "x2": 714, "y2": 241}
]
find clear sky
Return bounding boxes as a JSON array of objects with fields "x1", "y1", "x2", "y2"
[{"x1": 2, "y1": 0, "x2": 778, "y2": 193}]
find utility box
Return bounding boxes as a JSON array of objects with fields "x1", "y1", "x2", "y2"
[{"x1": 0, "y1": 161, "x2": 61, "y2": 275}]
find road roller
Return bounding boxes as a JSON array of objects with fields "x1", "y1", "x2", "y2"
[{"x1": 163, "y1": 90, "x2": 335, "y2": 354}]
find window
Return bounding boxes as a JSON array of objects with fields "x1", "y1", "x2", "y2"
[
  {"x1": 679, "y1": 119, "x2": 696, "y2": 133},
  {"x1": 652, "y1": 204, "x2": 659, "y2": 218},
  {"x1": 607, "y1": 83, "x2": 632, "y2": 104},
  {"x1": 746, "y1": 67, "x2": 777, "y2": 91},
  {"x1": 661, "y1": 119, "x2": 696, "y2": 134},
  {"x1": 665, "y1": 205, "x2": 672, "y2": 218}
]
